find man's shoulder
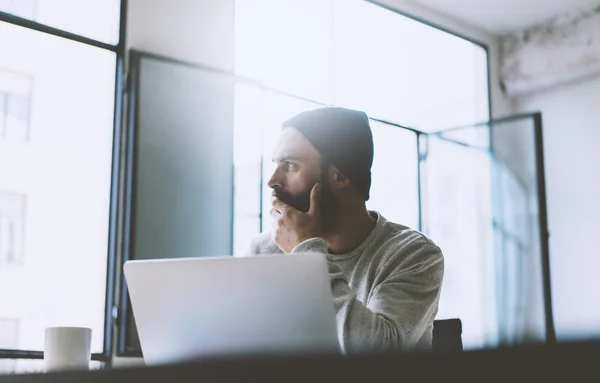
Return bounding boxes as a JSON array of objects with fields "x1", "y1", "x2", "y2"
[
  {"x1": 249, "y1": 231, "x2": 284, "y2": 256},
  {"x1": 383, "y1": 220, "x2": 441, "y2": 251},
  {"x1": 375, "y1": 217, "x2": 444, "y2": 269}
]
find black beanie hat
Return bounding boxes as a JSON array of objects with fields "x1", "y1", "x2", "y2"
[{"x1": 282, "y1": 107, "x2": 374, "y2": 201}]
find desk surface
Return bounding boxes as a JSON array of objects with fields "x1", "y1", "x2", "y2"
[{"x1": 1, "y1": 341, "x2": 599, "y2": 383}]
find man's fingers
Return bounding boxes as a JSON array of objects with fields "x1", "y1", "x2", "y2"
[{"x1": 308, "y1": 182, "x2": 322, "y2": 216}]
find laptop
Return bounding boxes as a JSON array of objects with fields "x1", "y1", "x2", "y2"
[{"x1": 123, "y1": 253, "x2": 340, "y2": 365}]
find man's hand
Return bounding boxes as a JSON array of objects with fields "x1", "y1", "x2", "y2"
[{"x1": 271, "y1": 183, "x2": 322, "y2": 254}]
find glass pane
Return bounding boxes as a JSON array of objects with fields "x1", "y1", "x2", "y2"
[
  {"x1": 333, "y1": 0, "x2": 488, "y2": 130},
  {"x1": 132, "y1": 56, "x2": 234, "y2": 262},
  {"x1": 0, "y1": 21, "x2": 117, "y2": 353},
  {"x1": 491, "y1": 118, "x2": 546, "y2": 345},
  {"x1": 260, "y1": 91, "x2": 322, "y2": 229},
  {"x1": 426, "y1": 131, "x2": 495, "y2": 349},
  {"x1": 233, "y1": 83, "x2": 262, "y2": 255},
  {"x1": 235, "y1": 0, "x2": 334, "y2": 104},
  {"x1": 233, "y1": 214, "x2": 260, "y2": 257},
  {"x1": 0, "y1": 0, "x2": 121, "y2": 45},
  {"x1": 427, "y1": 116, "x2": 548, "y2": 350},
  {"x1": 123, "y1": 54, "x2": 235, "y2": 351},
  {"x1": 367, "y1": 121, "x2": 419, "y2": 229}
]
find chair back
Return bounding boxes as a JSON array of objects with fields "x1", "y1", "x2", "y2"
[{"x1": 432, "y1": 318, "x2": 463, "y2": 352}]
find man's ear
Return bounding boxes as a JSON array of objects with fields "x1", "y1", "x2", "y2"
[{"x1": 330, "y1": 167, "x2": 351, "y2": 190}]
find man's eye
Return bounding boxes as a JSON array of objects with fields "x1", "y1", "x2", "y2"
[{"x1": 284, "y1": 161, "x2": 296, "y2": 170}]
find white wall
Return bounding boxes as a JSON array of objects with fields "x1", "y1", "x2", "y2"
[{"x1": 515, "y1": 75, "x2": 600, "y2": 341}]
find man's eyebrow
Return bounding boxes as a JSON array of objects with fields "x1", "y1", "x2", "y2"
[{"x1": 272, "y1": 155, "x2": 306, "y2": 163}]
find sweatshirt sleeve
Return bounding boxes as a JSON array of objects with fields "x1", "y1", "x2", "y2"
[
  {"x1": 294, "y1": 238, "x2": 444, "y2": 354},
  {"x1": 247, "y1": 232, "x2": 284, "y2": 256}
]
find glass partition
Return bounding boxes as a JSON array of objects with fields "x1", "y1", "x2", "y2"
[
  {"x1": 120, "y1": 50, "x2": 553, "y2": 355},
  {"x1": 425, "y1": 114, "x2": 553, "y2": 349}
]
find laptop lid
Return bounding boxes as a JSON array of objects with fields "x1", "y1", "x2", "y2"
[{"x1": 124, "y1": 253, "x2": 340, "y2": 365}]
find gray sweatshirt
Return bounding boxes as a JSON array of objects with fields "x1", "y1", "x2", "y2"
[{"x1": 249, "y1": 211, "x2": 444, "y2": 354}]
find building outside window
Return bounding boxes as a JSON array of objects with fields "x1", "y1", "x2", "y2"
[
  {"x1": 0, "y1": 191, "x2": 26, "y2": 264},
  {"x1": 0, "y1": 70, "x2": 32, "y2": 142},
  {"x1": 0, "y1": 0, "x2": 122, "y2": 369}
]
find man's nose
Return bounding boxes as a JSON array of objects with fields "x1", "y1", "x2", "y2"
[{"x1": 267, "y1": 169, "x2": 281, "y2": 190}]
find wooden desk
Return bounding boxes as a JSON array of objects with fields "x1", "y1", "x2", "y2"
[{"x1": 0, "y1": 341, "x2": 598, "y2": 383}]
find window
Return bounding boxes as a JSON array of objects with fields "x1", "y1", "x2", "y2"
[
  {"x1": 493, "y1": 159, "x2": 545, "y2": 345},
  {"x1": 367, "y1": 122, "x2": 419, "y2": 228},
  {"x1": 0, "y1": 70, "x2": 32, "y2": 141},
  {"x1": 121, "y1": 0, "x2": 492, "y2": 356},
  {"x1": 0, "y1": 0, "x2": 122, "y2": 365},
  {"x1": 0, "y1": 191, "x2": 26, "y2": 264},
  {"x1": 234, "y1": 0, "x2": 334, "y2": 104},
  {"x1": 426, "y1": 132, "x2": 495, "y2": 348},
  {"x1": 233, "y1": 0, "x2": 489, "y2": 252},
  {"x1": 233, "y1": 84, "x2": 262, "y2": 256}
]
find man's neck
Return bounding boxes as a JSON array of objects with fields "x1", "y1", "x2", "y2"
[{"x1": 323, "y1": 208, "x2": 377, "y2": 255}]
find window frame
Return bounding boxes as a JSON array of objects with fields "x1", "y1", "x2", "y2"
[
  {"x1": 0, "y1": 0, "x2": 127, "y2": 365},
  {"x1": 116, "y1": 1, "x2": 491, "y2": 356},
  {"x1": 0, "y1": 0, "x2": 501, "y2": 364}
]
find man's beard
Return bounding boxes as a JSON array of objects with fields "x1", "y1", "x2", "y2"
[
  {"x1": 272, "y1": 183, "x2": 341, "y2": 232},
  {"x1": 272, "y1": 187, "x2": 312, "y2": 213}
]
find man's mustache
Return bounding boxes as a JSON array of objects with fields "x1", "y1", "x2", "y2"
[{"x1": 272, "y1": 188, "x2": 310, "y2": 213}]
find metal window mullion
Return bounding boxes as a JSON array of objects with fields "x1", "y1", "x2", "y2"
[{"x1": 0, "y1": 11, "x2": 118, "y2": 53}]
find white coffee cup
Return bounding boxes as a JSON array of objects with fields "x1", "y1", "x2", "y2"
[{"x1": 44, "y1": 327, "x2": 92, "y2": 372}]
